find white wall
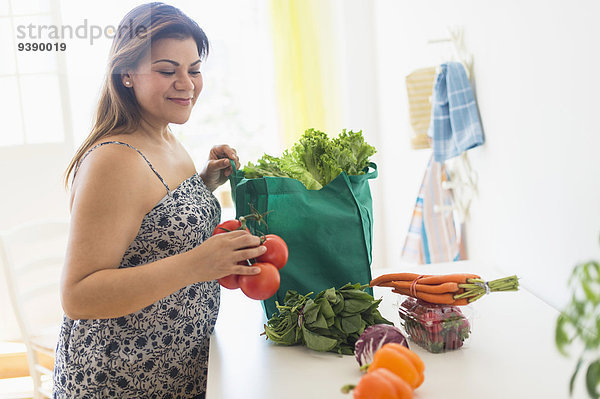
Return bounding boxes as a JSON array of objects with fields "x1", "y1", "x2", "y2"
[{"x1": 373, "y1": 0, "x2": 600, "y2": 309}]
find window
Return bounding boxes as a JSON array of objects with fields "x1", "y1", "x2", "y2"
[{"x1": 0, "y1": 0, "x2": 72, "y2": 147}]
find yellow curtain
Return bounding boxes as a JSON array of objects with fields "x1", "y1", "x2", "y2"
[{"x1": 269, "y1": 0, "x2": 341, "y2": 148}]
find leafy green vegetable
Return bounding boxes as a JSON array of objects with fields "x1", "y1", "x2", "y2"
[
  {"x1": 262, "y1": 283, "x2": 393, "y2": 355},
  {"x1": 243, "y1": 128, "x2": 376, "y2": 190},
  {"x1": 556, "y1": 235, "x2": 600, "y2": 398}
]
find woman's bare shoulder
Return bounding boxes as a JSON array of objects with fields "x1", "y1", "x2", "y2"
[{"x1": 70, "y1": 140, "x2": 154, "y2": 212}]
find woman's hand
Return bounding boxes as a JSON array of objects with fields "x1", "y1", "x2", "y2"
[
  {"x1": 192, "y1": 230, "x2": 265, "y2": 281},
  {"x1": 200, "y1": 144, "x2": 240, "y2": 191}
]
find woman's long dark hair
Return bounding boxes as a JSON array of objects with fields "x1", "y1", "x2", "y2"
[{"x1": 64, "y1": 2, "x2": 209, "y2": 188}]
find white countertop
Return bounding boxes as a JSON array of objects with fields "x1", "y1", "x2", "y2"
[{"x1": 207, "y1": 261, "x2": 583, "y2": 398}]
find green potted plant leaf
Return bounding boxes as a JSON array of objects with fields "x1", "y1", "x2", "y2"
[{"x1": 556, "y1": 236, "x2": 600, "y2": 398}]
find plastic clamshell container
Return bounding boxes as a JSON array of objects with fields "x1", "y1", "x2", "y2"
[{"x1": 398, "y1": 297, "x2": 471, "y2": 353}]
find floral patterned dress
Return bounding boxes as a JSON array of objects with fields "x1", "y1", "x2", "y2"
[{"x1": 53, "y1": 141, "x2": 221, "y2": 398}]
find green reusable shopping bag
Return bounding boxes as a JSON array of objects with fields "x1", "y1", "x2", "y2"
[{"x1": 229, "y1": 161, "x2": 378, "y2": 318}]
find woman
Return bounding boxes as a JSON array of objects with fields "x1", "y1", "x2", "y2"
[{"x1": 54, "y1": 3, "x2": 262, "y2": 398}]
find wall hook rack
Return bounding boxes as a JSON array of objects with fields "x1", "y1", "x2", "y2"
[{"x1": 427, "y1": 26, "x2": 473, "y2": 78}]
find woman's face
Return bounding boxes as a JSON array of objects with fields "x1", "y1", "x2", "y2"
[{"x1": 125, "y1": 37, "x2": 203, "y2": 126}]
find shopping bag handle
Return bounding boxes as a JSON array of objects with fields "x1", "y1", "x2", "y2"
[
  {"x1": 364, "y1": 162, "x2": 378, "y2": 179},
  {"x1": 229, "y1": 159, "x2": 246, "y2": 180},
  {"x1": 229, "y1": 158, "x2": 237, "y2": 172}
]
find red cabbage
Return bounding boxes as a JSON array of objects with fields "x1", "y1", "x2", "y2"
[{"x1": 354, "y1": 324, "x2": 408, "y2": 366}]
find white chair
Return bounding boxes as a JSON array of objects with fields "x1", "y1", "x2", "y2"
[{"x1": 0, "y1": 219, "x2": 69, "y2": 399}]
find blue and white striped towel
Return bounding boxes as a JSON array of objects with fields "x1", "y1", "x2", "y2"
[{"x1": 428, "y1": 62, "x2": 484, "y2": 163}]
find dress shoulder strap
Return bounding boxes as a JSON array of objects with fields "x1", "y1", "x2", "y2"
[{"x1": 73, "y1": 141, "x2": 171, "y2": 195}]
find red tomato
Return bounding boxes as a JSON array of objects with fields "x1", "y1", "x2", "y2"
[
  {"x1": 255, "y1": 234, "x2": 288, "y2": 269},
  {"x1": 218, "y1": 261, "x2": 251, "y2": 289},
  {"x1": 212, "y1": 219, "x2": 249, "y2": 236},
  {"x1": 238, "y1": 262, "x2": 280, "y2": 300},
  {"x1": 218, "y1": 274, "x2": 240, "y2": 290}
]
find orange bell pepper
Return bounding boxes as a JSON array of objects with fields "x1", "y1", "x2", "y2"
[
  {"x1": 368, "y1": 343, "x2": 425, "y2": 389},
  {"x1": 347, "y1": 368, "x2": 413, "y2": 399}
]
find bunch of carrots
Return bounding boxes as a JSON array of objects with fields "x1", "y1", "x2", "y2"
[{"x1": 370, "y1": 272, "x2": 519, "y2": 306}]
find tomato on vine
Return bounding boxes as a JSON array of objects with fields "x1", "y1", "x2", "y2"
[
  {"x1": 212, "y1": 219, "x2": 250, "y2": 235},
  {"x1": 238, "y1": 262, "x2": 280, "y2": 300},
  {"x1": 212, "y1": 211, "x2": 287, "y2": 301},
  {"x1": 256, "y1": 234, "x2": 288, "y2": 270},
  {"x1": 218, "y1": 274, "x2": 241, "y2": 290}
]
